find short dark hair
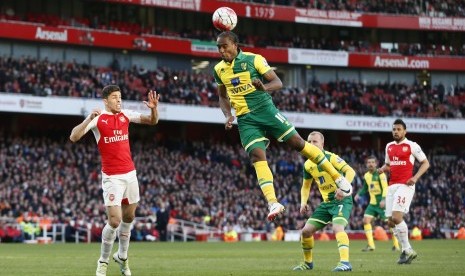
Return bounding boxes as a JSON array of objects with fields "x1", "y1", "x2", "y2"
[
  {"x1": 366, "y1": 155, "x2": 377, "y2": 161},
  {"x1": 102, "y1": 85, "x2": 121, "y2": 99},
  {"x1": 393, "y1": 118, "x2": 407, "y2": 129},
  {"x1": 217, "y1": 31, "x2": 239, "y2": 44}
]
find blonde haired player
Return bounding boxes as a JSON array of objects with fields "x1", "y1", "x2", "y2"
[
  {"x1": 293, "y1": 131, "x2": 355, "y2": 272},
  {"x1": 70, "y1": 85, "x2": 159, "y2": 276}
]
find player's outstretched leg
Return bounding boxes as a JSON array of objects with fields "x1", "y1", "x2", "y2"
[
  {"x1": 293, "y1": 262, "x2": 313, "y2": 271},
  {"x1": 267, "y1": 202, "x2": 285, "y2": 221},
  {"x1": 113, "y1": 252, "x2": 132, "y2": 276},
  {"x1": 96, "y1": 261, "x2": 108, "y2": 276},
  {"x1": 397, "y1": 249, "x2": 417, "y2": 264}
]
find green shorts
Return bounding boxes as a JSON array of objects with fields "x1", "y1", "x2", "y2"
[
  {"x1": 364, "y1": 204, "x2": 386, "y2": 220},
  {"x1": 237, "y1": 103, "x2": 297, "y2": 154},
  {"x1": 307, "y1": 197, "x2": 353, "y2": 230}
]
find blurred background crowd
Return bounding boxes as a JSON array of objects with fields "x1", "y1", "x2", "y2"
[
  {"x1": 1, "y1": 57, "x2": 464, "y2": 118},
  {"x1": 1, "y1": 132, "x2": 464, "y2": 242}
]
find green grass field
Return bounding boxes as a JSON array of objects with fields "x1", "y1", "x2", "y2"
[{"x1": 0, "y1": 240, "x2": 464, "y2": 275}]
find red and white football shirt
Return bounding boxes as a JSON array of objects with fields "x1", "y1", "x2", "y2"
[
  {"x1": 384, "y1": 138, "x2": 427, "y2": 185},
  {"x1": 85, "y1": 109, "x2": 142, "y2": 175}
]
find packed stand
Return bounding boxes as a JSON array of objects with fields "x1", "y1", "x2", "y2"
[
  {"x1": 0, "y1": 132, "x2": 464, "y2": 242},
  {"x1": 1, "y1": 57, "x2": 464, "y2": 118},
  {"x1": 240, "y1": 0, "x2": 465, "y2": 17},
  {"x1": 1, "y1": 8, "x2": 465, "y2": 56}
]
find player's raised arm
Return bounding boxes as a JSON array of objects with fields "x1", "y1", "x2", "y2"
[
  {"x1": 69, "y1": 109, "x2": 100, "y2": 143},
  {"x1": 140, "y1": 90, "x2": 159, "y2": 125},
  {"x1": 252, "y1": 66, "x2": 282, "y2": 92}
]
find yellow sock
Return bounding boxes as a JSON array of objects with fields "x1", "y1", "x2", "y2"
[
  {"x1": 390, "y1": 228, "x2": 400, "y2": 249},
  {"x1": 253, "y1": 161, "x2": 276, "y2": 204},
  {"x1": 364, "y1": 223, "x2": 375, "y2": 248},
  {"x1": 335, "y1": 232, "x2": 350, "y2": 262},
  {"x1": 301, "y1": 235, "x2": 314, "y2": 263},
  {"x1": 300, "y1": 142, "x2": 340, "y2": 180}
]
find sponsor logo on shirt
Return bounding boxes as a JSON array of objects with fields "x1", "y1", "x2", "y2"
[
  {"x1": 391, "y1": 156, "x2": 407, "y2": 166},
  {"x1": 231, "y1": 77, "x2": 240, "y2": 87},
  {"x1": 104, "y1": 130, "x2": 129, "y2": 143}
]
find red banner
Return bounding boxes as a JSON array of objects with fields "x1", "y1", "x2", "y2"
[
  {"x1": 0, "y1": 21, "x2": 191, "y2": 55},
  {"x1": 349, "y1": 53, "x2": 465, "y2": 71},
  {"x1": 1, "y1": 21, "x2": 465, "y2": 71}
]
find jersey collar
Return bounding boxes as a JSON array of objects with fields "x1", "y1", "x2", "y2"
[
  {"x1": 226, "y1": 49, "x2": 244, "y2": 65},
  {"x1": 394, "y1": 137, "x2": 409, "y2": 144}
]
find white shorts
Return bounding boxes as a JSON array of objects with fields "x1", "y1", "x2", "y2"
[
  {"x1": 102, "y1": 170, "x2": 140, "y2": 206},
  {"x1": 385, "y1": 183, "x2": 415, "y2": 217}
]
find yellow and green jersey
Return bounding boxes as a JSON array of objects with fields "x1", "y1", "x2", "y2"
[
  {"x1": 213, "y1": 50, "x2": 273, "y2": 116},
  {"x1": 358, "y1": 171, "x2": 387, "y2": 206},
  {"x1": 301, "y1": 151, "x2": 355, "y2": 203}
]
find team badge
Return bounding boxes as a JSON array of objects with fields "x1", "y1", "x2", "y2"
[
  {"x1": 119, "y1": 116, "x2": 126, "y2": 123},
  {"x1": 402, "y1": 146, "x2": 408, "y2": 152},
  {"x1": 241, "y1": 63, "x2": 247, "y2": 71}
]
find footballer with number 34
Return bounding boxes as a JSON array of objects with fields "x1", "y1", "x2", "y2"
[{"x1": 378, "y1": 118, "x2": 430, "y2": 265}]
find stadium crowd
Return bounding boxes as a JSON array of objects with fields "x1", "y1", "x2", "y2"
[
  {"x1": 1, "y1": 132, "x2": 464, "y2": 242},
  {"x1": 2, "y1": 7, "x2": 465, "y2": 56},
  {"x1": 242, "y1": 0, "x2": 465, "y2": 17},
  {"x1": 1, "y1": 57, "x2": 464, "y2": 119}
]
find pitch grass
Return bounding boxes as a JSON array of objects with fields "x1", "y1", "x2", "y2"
[{"x1": 0, "y1": 240, "x2": 464, "y2": 275}]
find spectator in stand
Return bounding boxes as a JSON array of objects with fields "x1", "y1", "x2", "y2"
[{"x1": 155, "y1": 200, "x2": 170, "y2": 242}]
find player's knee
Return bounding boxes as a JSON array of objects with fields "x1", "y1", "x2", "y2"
[
  {"x1": 249, "y1": 149, "x2": 266, "y2": 163},
  {"x1": 287, "y1": 134, "x2": 304, "y2": 151},
  {"x1": 108, "y1": 219, "x2": 121, "y2": 229},
  {"x1": 122, "y1": 214, "x2": 135, "y2": 223},
  {"x1": 301, "y1": 226, "x2": 315, "y2": 237},
  {"x1": 391, "y1": 217, "x2": 403, "y2": 225}
]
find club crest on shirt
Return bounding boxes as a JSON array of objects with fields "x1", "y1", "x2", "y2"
[
  {"x1": 119, "y1": 116, "x2": 126, "y2": 123},
  {"x1": 241, "y1": 63, "x2": 247, "y2": 71},
  {"x1": 402, "y1": 146, "x2": 408, "y2": 152},
  {"x1": 231, "y1": 77, "x2": 240, "y2": 87}
]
